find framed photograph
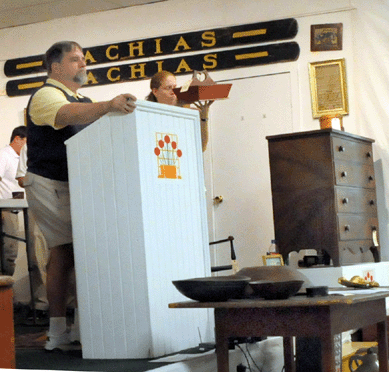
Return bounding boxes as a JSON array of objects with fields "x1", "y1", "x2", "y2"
[
  {"x1": 262, "y1": 254, "x2": 284, "y2": 266},
  {"x1": 308, "y1": 58, "x2": 349, "y2": 118},
  {"x1": 311, "y1": 23, "x2": 342, "y2": 52}
]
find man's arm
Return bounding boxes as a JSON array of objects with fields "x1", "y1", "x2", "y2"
[
  {"x1": 55, "y1": 93, "x2": 137, "y2": 126},
  {"x1": 15, "y1": 144, "x2": 27, "y2": 187}
]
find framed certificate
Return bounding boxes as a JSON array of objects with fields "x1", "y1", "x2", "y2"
[
  {"x1": 308, "y1": 58, "x2": 349, "y2": 118},
  {"x1": 262, "y1": 254, "x2": 284, "y2": 266}
]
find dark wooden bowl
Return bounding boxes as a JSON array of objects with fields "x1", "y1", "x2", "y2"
[
  {"x1": 249, "y1": 280, "x2": 304, "y2": 300},
  {"x1": 172, "y1": 275, "x2": 250, "y2": 302},
  {"x1": 237, "y1": 266, "x2": 312, "y2": 287}
]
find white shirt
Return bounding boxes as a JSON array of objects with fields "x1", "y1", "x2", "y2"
[
  {"x1": 0, "y1": 145, "x2": 24, "y2": 199},
  {"x1": 16, "y1": 144, "x2": 27, "y2": 179}
]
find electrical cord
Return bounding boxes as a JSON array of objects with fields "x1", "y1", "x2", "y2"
[
  {"x1": 245, "y1": 343, "x2": 263, "y2": 372},
  {"x1": 237, "y1": 344, "x2": 253, "y2": 372}
]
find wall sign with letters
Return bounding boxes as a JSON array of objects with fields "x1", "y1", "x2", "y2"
[{"x1": 4, "y1": 18, "x2": 299, "y2": 97}]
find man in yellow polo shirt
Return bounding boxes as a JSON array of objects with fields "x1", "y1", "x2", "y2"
[{"x1": 24, "y1": 41, "x2": 136, "y2": 351}]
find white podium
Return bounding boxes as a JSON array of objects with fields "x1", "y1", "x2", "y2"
[{"x1": 65, "y1": 100, "x2": 213, "y2": 359}]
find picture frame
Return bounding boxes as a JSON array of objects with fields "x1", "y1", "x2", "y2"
[
  {"x1": 308, "y1": 58, "x2": 349, "y2": 118},
  {"x1": 262, "y1": 254, "x2": 284, "y2": 266},
  {"x1": 311, "y1": 23, "x2": 342, "y2": 52}
]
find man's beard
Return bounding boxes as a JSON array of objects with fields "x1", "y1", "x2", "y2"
[{"x1": 74, "y1": 70, "x2": 87, "y2": 85}]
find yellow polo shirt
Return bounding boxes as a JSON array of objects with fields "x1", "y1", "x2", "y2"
[{"x1": 29, "y1": 78, "x2": 92, "y2": 129}]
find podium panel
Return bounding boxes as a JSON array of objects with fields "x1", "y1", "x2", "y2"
[{"x1": 65, "y1": 101, "x2": 212, "y2": 359}]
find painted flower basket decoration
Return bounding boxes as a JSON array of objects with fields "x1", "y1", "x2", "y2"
[{"x1": 154, "y1": 133, "x2": 182, "y2": 179}]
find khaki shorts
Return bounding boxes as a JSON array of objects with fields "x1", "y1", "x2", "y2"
[{"x1": 24, "y1": 172, "x2": 72, "y2": 248}]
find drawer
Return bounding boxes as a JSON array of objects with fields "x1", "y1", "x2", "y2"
[
  {"x1": 332, "y1": 137, "x2": 374, "y2": 164},
  {"x1": 335, "y1": 187, "x2": 377, "y2": 214},
  {"x1": 335, "y1": 162, "x2": 375, "y2": 188},
  {"x1": 338, "y1": 215, "x2": 378, "y2": 241},
  {"x1": 339, "y1": 240, "x2": 376, "y2": 265}
]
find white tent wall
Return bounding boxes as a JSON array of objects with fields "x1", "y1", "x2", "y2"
[
  {"x1": 0, "y1": 0, "x2": 388, "y2": 302},
  {"x1": 351, "y1": 0, "x2": 389, "y2": 261}
]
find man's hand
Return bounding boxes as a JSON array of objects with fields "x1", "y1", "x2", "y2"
[
  {"x1": 16, "y1": 177, "x2": 24, "y2": 188},
  {"x1": 108, "y1": 93, "x2": 137, "y2": 114}
]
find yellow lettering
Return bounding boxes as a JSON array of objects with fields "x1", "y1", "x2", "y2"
[
  {"x1": 84, "y1": 50, "x2": 97, "y2": 64},
  {"x1": 155, "y1": 38, "x2": 163, "y2": 54},
  {"x1": 18, "y1": 82, "x2": 44, "y2": 90},
  {"x1": 86, "y1": 71, "x2": 98, "y2": 85},
  {"x1": 107, "y1": 67, "x2": 121, "y2": 82},
  {"x1": 201, "y1": 31, "x2": 216, "y2": 48},
  {"x1": 106, "y1": 45, "x2": 119, "y2": 61},
  {"x1": 173, "y1": 36, "x2": 191, "y2": 51},
  {"x1": 233, "y1": 29, "x2": 267, "y2": 38},
  {"x1": 128, "y1": 42, "x2": 145, "y2": 57},
  {"x1": 175, "y1": 59, "x2": 192, "y2": 73},
  {"x1": 130, "y1": 63, "x2": 146, "y2": 79},
  {"x1": 16, "y1": 61, "x2": 43, "y2": 70},
  {"x1": 156, "y1": 60, "x2": 164, "y2": 72},
  {"x1": 203, "y1": 54, "x2": 217, "y2": 69}
]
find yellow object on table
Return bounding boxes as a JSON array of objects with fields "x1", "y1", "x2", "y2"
[
  {"x1": 342, "y1": 341, "x2": 378, "y2": 372},
  {"x1": 338, "y1": 276, "x2": 380, "y2": 288}
]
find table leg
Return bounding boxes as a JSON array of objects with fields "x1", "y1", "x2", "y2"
[
  {"x1": 214, "y1": 310, "x2": 230, "y2": 372},
  {"x1": 377, "y1": 320, "x2": 388, "y2": 372},
  {"x1": 283, "y1": 337, "x2": 295, "y2": 372},
  {"x1": 320, "y1": 335, "x2": 335, "y2": 372},
  {"x1": 23, "y1": 209, "x2": 36, "y2": 324}
]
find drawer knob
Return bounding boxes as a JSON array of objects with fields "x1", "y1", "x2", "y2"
[
  {"x1": 366, "y1": 151, "x2": 372, "y2": 158},
  {"x1": 341, "y1": 171, "x2": 347, "y2": 178},
  {"x1": 344, "y1": 225, "x2": 350, "y2": 232},
  {"x1": 338, "y1": 145, "x2": 345, "y2": 152},
  {"x1": 342, "y1": 198, "x2": 349, "y2": 204},
  {"x1": 370, "y1": 200, "x2": 375, "y2": 205},
  {"x1": 368, "y1": 175, "x2": 374, "y2": 181}
]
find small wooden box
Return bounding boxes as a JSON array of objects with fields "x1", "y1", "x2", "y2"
[{"x1": 173, "y1": 84, "x2": 232, "y2": 103}]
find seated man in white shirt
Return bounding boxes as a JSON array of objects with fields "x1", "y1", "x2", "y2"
[{"x1": 0, "y1": 126, "x2": 27, "y2": 276}]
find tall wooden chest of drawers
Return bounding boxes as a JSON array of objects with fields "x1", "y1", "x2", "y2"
[{"x1": 266, "y1": 129, "x2": 379, "y2": 266}]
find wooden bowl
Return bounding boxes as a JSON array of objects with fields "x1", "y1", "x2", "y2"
[
  {"x1": 237, "y1": 266, "x2": 311, "y2": 286},
  {"x1": 249, "y1": 280, "x2": 304, "y2": 300},
  {"x1": 172, "y1": 275, "x2": 250, "y2": 302}
]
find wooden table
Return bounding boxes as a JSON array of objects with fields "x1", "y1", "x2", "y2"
[{"x1": 169, "y1": 291, "x2": 389, "y2": 372}]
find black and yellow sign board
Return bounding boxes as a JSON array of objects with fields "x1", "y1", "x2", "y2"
[
  {"x1": 6, "y1": 42, "x2": 300, "y2": 97},
  {"x1": 4, "y1": 18, "x2": 297, "y2": 78}
]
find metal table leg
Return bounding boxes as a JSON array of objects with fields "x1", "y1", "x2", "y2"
[{"x1": 23, "y1": 208, "x2": 36, "y2": 324}]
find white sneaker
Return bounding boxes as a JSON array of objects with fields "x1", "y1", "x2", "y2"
[{"x1": 45, "y1": 331, "x2": 81, "y2": 352}]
